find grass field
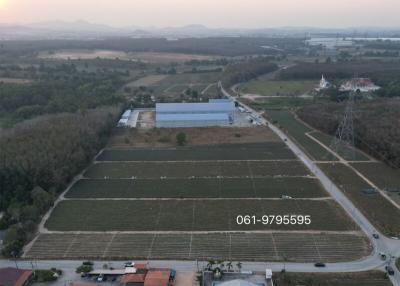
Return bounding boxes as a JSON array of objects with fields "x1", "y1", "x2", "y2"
[
  {"x1": 164, "y1": 84, "x2": 188, "y2": 93},
  {"x1": 319, "y1": 163, "x2": 400, "y2": 236},
  {"x1": 351, "y1": 162, "x2": 400, "y2": 190},
  {"x1": 309, "y1": 131, "x2": 370, "y2": 161},
  {"x1": 248, "y1": 97, "x2": 315, "y2": 110},
  {"x1": 26, "y1": 232, "x2": 370, "y2": 262},
  {"x1": 273, "y1": 271, "x2": 391, "y2": 286},
  {"x1": 156, "y1": 72, "x2": 221, "y2": 86},
  {"x1": 45, "y1": 199, "x2": 356, "y2": 231},
  {"x1": 241, "y1": 80, "x2": 317, "y2": 97},
  {"x1": 84, "y1": 160, "x2": 310, "y2": 179},
  {"x1": 66, "y1": 177, "x2": 327, "y2": 199},
  {"x1": 351, "y1": 162, "x2": 400, "y2": 205},
  {"x1": 265, "y1": 110, "x2": 338, "y2": 161},
  {"x1": 98, "y1": 143, "x2": 296, "y2": 161},
  {"x1": 125, "y1": 75, "x2": 168, "y2": 87}
]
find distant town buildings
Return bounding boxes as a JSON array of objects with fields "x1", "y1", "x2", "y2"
[{"x1": 339, "y1": 78, "x2": 380, "y2": 92}]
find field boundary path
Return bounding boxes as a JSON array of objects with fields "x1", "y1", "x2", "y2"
[{"x1": 220, "y1": 83, "x2": 400, "y2": 286}]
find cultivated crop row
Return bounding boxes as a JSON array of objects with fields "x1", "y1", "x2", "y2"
[
  {"x1": 45, "y1": 199, "x2": 357, "y2": 232},
  {"x1": 97, "y1": 142, "x2": 295, "y2": 161},
  {"x1": 66, "y1": 177, "x2": 327, "y2": 199},
  {"x1": 27, "y1": 232, "x2": 371, "y2": 262},
  {"x1": 84, "y1": 160, "x2": 310, "y2": 179}
]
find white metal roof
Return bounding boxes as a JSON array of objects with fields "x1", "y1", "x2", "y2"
[
  {"x1": 122, "y1": 110, "x2": 132, "y2": 117},
  {"x1": 156, "y1": 113, "x2": 229, "y2": 122},
  {"x1": 89, "y1": 269, "x2": 125, "y2": 275},
  {"x1": 156, "y1": 102, "x2": 233, "y2": 113},
  {"x1": 218, "y1": 280, "x2": 260, "y2": 286},
  {"x1": 209, "y1": 98, "x2": 232, "y2": 103}
]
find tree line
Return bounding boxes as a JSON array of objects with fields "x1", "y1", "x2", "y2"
[
  {"x1": 0, "y1": 107, "x2": 120, "y2": 256},
  {"x1": 0, "y1": 63, "x2": 125, "y2": 121},
  {"x1": 221, "y1": 59, "x2": 278, "y2": 88},
  {"x1": 297, "y1": 99, "x2": 400, "y2": 168},
  {"x1": 0, "y1": 37, "x2": 302, "y2": 57}
]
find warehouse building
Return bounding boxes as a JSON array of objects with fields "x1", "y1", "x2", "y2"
[
  {"x1": 156, "y1": 100, "x2": 234, "y2": 128},
  {"x1": 117, "y1": 109, "x2": 132, "y2": 127}
]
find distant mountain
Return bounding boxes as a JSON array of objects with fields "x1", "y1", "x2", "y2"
[
  {"x1": 0, "y1": 21, "x2": 400, "y2": 40},
  {"x1": 28, "y1": 20, "x2": 119, "y2": 32}
]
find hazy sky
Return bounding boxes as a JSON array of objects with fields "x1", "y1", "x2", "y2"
[{"x1": 0, "y1": 0, "x2": 399, "y2": 28}]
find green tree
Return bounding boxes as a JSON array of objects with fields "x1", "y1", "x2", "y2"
[
  {"x1": 31, "y1": 187, "x2": 53, "y2": 214},
  {"x1": 176, "y1": 132, "x2": 187, "y2": 146}
]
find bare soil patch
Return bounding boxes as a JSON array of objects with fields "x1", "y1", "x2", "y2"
[
  {"x1": 39, "y1": 50, "x2": 217, "y2": 63},
  {"x1": 109, "y1": 127, "x2": 281, "y2": 148},
  {"x1": 129, "y1": 52, "x2": 218, "y2": 63},
  {"x1": 137, "y1": 111, "x2": 155, "y2": 129},
  {"x1": 39, "y1": 49, "x2": 129, "y2": 60},
  {"x1": 0, "y1": 78, "x2": 32, "y2": 84},
  {"x1": 126, "y1": 75, "x2": 168, "y2": 87}
]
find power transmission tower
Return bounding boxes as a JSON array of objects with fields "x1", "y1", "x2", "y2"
[{"x1": 329, "y1": 92, "x2": 356, "y2": 160}]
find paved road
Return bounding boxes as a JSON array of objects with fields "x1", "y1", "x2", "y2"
[{"x1": 221, "y1": 83, "x2": 400, "y2": 285}]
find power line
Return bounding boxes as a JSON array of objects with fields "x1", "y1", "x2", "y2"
[{"x1": 329, "y1": 92, "x2": 356, "y2": 160}]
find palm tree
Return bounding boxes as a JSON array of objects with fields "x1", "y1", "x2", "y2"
[
  {"x1": 218, "y1": 261, "x2": 225, "y2": 271},
  {"x1": 206, "y1": 260, "x2": 215, "y2": 271},
  {"x1": 236, "y1": 262, "x2": 242, "y2": 272},
  {"x1": 226, "y1": 261, "x2": 233, "y2": 272}
]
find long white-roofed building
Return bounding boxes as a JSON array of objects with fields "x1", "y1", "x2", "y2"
[{"x1": 156, "y1": 100, "x2": 234, "y2": 128}]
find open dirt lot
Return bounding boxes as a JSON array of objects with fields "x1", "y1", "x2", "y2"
[
  {"x1": 129, "y1": 52, "x2": 218, "y2": 63},
  {"x1": 39, "y1": 49, "x2": 129, "y2": 60},
  {"x1": 38, "y1": 50, "x2": 217, "y2": 63},
  {"x1": 108, "y1": 127, "x2": 281, "y2": 148},
  {"x1": 174, "y1": 271, "x2": 195, "y2": 286},
  {"x1": 0, "y1": 77, "x2": 32, "y2": 84},
  {"x1": 137, "y1": 111, "x2": 155, "y2": 129},
  {"x1": 125, "y1": 75, "x2": 168, "y2": 87}
]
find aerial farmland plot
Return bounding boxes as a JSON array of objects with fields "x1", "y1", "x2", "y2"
[
  {"x1": 26, "y1": 126, "x2": 372, "y2": 262},
  {"x1": 66, "y1": 177, "x2": 327, "y2": 199},
  {"x1": 241, "y1": 79, "x2": 317, "y2": 97}
]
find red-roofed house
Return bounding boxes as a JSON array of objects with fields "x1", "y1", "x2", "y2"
[
  {"x1": 143, "y1": 270, "x2": 170, "y2": 286},
  {"x1": 0, "y1": 268, "x2": 33, "y2": 286},
  {"x1": 120, "y1": 273, "x2": 146, "y2": 285}
]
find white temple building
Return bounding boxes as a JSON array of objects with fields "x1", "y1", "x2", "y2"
[{"x1": 317, "y1": 74, "x2": 331, "y2": 91}]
